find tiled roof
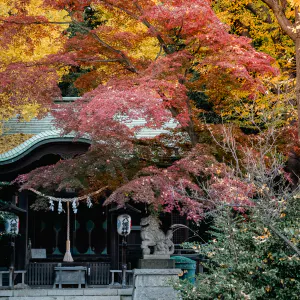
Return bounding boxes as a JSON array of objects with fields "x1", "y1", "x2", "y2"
[
  {"x1": 0, "y1": 97, "x2": 177, "y2": 164},
  {"x1": 0, "y1": 130, "x2": 91, "y2": 165},
  {"x1": 2, "y1": 97, "x2": 80, "y2": 135},
  {"x1": 3, "y1": 113, "x2": 55, "y2": 135}
]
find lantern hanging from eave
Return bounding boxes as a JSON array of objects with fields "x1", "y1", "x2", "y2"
[
  {"x1": 117, "y1": 214, "x2": 132, "y2": 236},
  {"x1": 5, "y1": 215, "x2": 19, "y2": 235}
]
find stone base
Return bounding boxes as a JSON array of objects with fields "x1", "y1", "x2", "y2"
[
  {"x1": 138, "y1": 259, "x2": 175, "y2": 269},
  {"x1": 14, "y1": 283, "x2": 30, "y2": 289},
  {"x1": 0, "y1": 288, "x2": 133, "y2": 299},
  {"x1": 143, "y1": 255, "x2": 170, "y2": 259},
  {"x1": 133, "y1": 269, "x2": 181, "y2": 300}
]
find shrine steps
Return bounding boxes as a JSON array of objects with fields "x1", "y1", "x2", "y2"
[{"x1": 0, "y1": 288, "x2": 133, "y2": 300}]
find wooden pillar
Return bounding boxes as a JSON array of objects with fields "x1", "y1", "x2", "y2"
[
  {"x1": 16, "y1": 191, "x2": 28, "y2": 270},
  {"x1": 110, "y1": 212, "x2": 119, "y2": 270}
]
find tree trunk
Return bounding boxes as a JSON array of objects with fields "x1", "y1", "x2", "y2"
[
  {"x1": 183, "y1": 123, "x2": 198, "y2": 147},
  {"x1": 296, "y1": 8, "x2": 300, "y2": 140},
  {"x1": 260, "y1": 1, "x2": 299, "y2": 138}
]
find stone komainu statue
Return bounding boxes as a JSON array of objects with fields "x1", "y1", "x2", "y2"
[{"x1": 140, "y1": 215, "x2": 174, "y2": 255}]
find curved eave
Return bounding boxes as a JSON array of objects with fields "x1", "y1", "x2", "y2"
[{"x1": 0, "y1": 130, "x2": 91, "y2": 165}]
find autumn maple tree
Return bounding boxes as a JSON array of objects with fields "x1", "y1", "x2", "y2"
[
  {"x1": 1, "y1": 0, "x2": 277, "y2": 142},
  {"x1": 2, "y1": 0, "x2": 282, "y2": 218},
  {"x1": 5, "y1": 2, "x2": 299, "y2": 295}
]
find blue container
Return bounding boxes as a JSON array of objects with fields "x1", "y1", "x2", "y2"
[{"x1": 171, "y1": 256, "x2": 196, "y2": 283}]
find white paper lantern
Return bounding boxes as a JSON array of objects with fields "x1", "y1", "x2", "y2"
[
  {"x1": 117, "y1": 214, "x2": 131, "y2": 236},
  {"x1": 5, "y1": 216, "x2": 19, "y2": 235}
]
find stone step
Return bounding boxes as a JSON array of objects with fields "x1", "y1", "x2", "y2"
[
  {"x1": 0, "y1": 288, "x2": 132, "y2": 300},
  {"x1": 2, "y1": 297, "x2": 120, "y2": 300}
]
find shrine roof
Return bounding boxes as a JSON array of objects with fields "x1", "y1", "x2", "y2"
[
  {"x1": 0, "y1": 97, "x2": 177, "y2": 165},
  {"x1": 0, "y1": 130, "x2": 91, "y2": 165}
]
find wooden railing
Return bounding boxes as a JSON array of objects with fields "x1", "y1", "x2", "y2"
[
  {"x1": 89, "y1": 262, "x2": 110, "y2": 285},
  {"x1": 26, "y1": 263, "x2": 56, "y2": 286},
  {"x1": 0, "y1": 270, "x2": 26, "y2": 288},
  {"x1": 26, "y1": 262, "x2": 111, "y2": 286}
]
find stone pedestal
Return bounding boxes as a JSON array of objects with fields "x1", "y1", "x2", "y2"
[
  {"x1": 138, "y1": 255, "x2": 175, "y2": 269},
  {"x1": 143, "y1": 255, "x2": 170, "y2": 259},
  {"x1": 132, "y1": 269, "x2": 181, "y2": 300},
  {"x1": 138, "y1": 259, "x2": 175, "y2": 269}
]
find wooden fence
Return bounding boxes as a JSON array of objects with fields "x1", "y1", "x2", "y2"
[
  {"x1": 89, "y1": 262, "x2": 110, "y2": 285},
  {"x1": 26, "y1": 262, "x2": 111, "y2": 286}
]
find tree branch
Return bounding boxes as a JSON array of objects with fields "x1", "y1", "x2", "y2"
[
  {"x1": 76, "y1": 58, "x2": 121, "y2": 63},
  {"x1": 0, "y1": 18, "x2": 71, "y2": 25},
  {"x1": 73, "y1": 21, "x2": 138, "y2": 74},
  {"x1": 133, "y1": 1, "x2": 171, "y2": 54},
  {"x1": 267, "y1": 222, "x2": 300, "y2": 256},
  {"x1": 99, "y1": 0, "x2": 170, "y2": 55},
  {"x1": 99, "y1": 0, "x2": 140, "y2": 20},
  {"x1": 261, "y1": 0, "x2": 296, "y2": 41}
]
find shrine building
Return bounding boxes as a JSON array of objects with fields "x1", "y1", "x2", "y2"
[{"x1": 0, "y1": 97, "x2": 191, "y2": 287}]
